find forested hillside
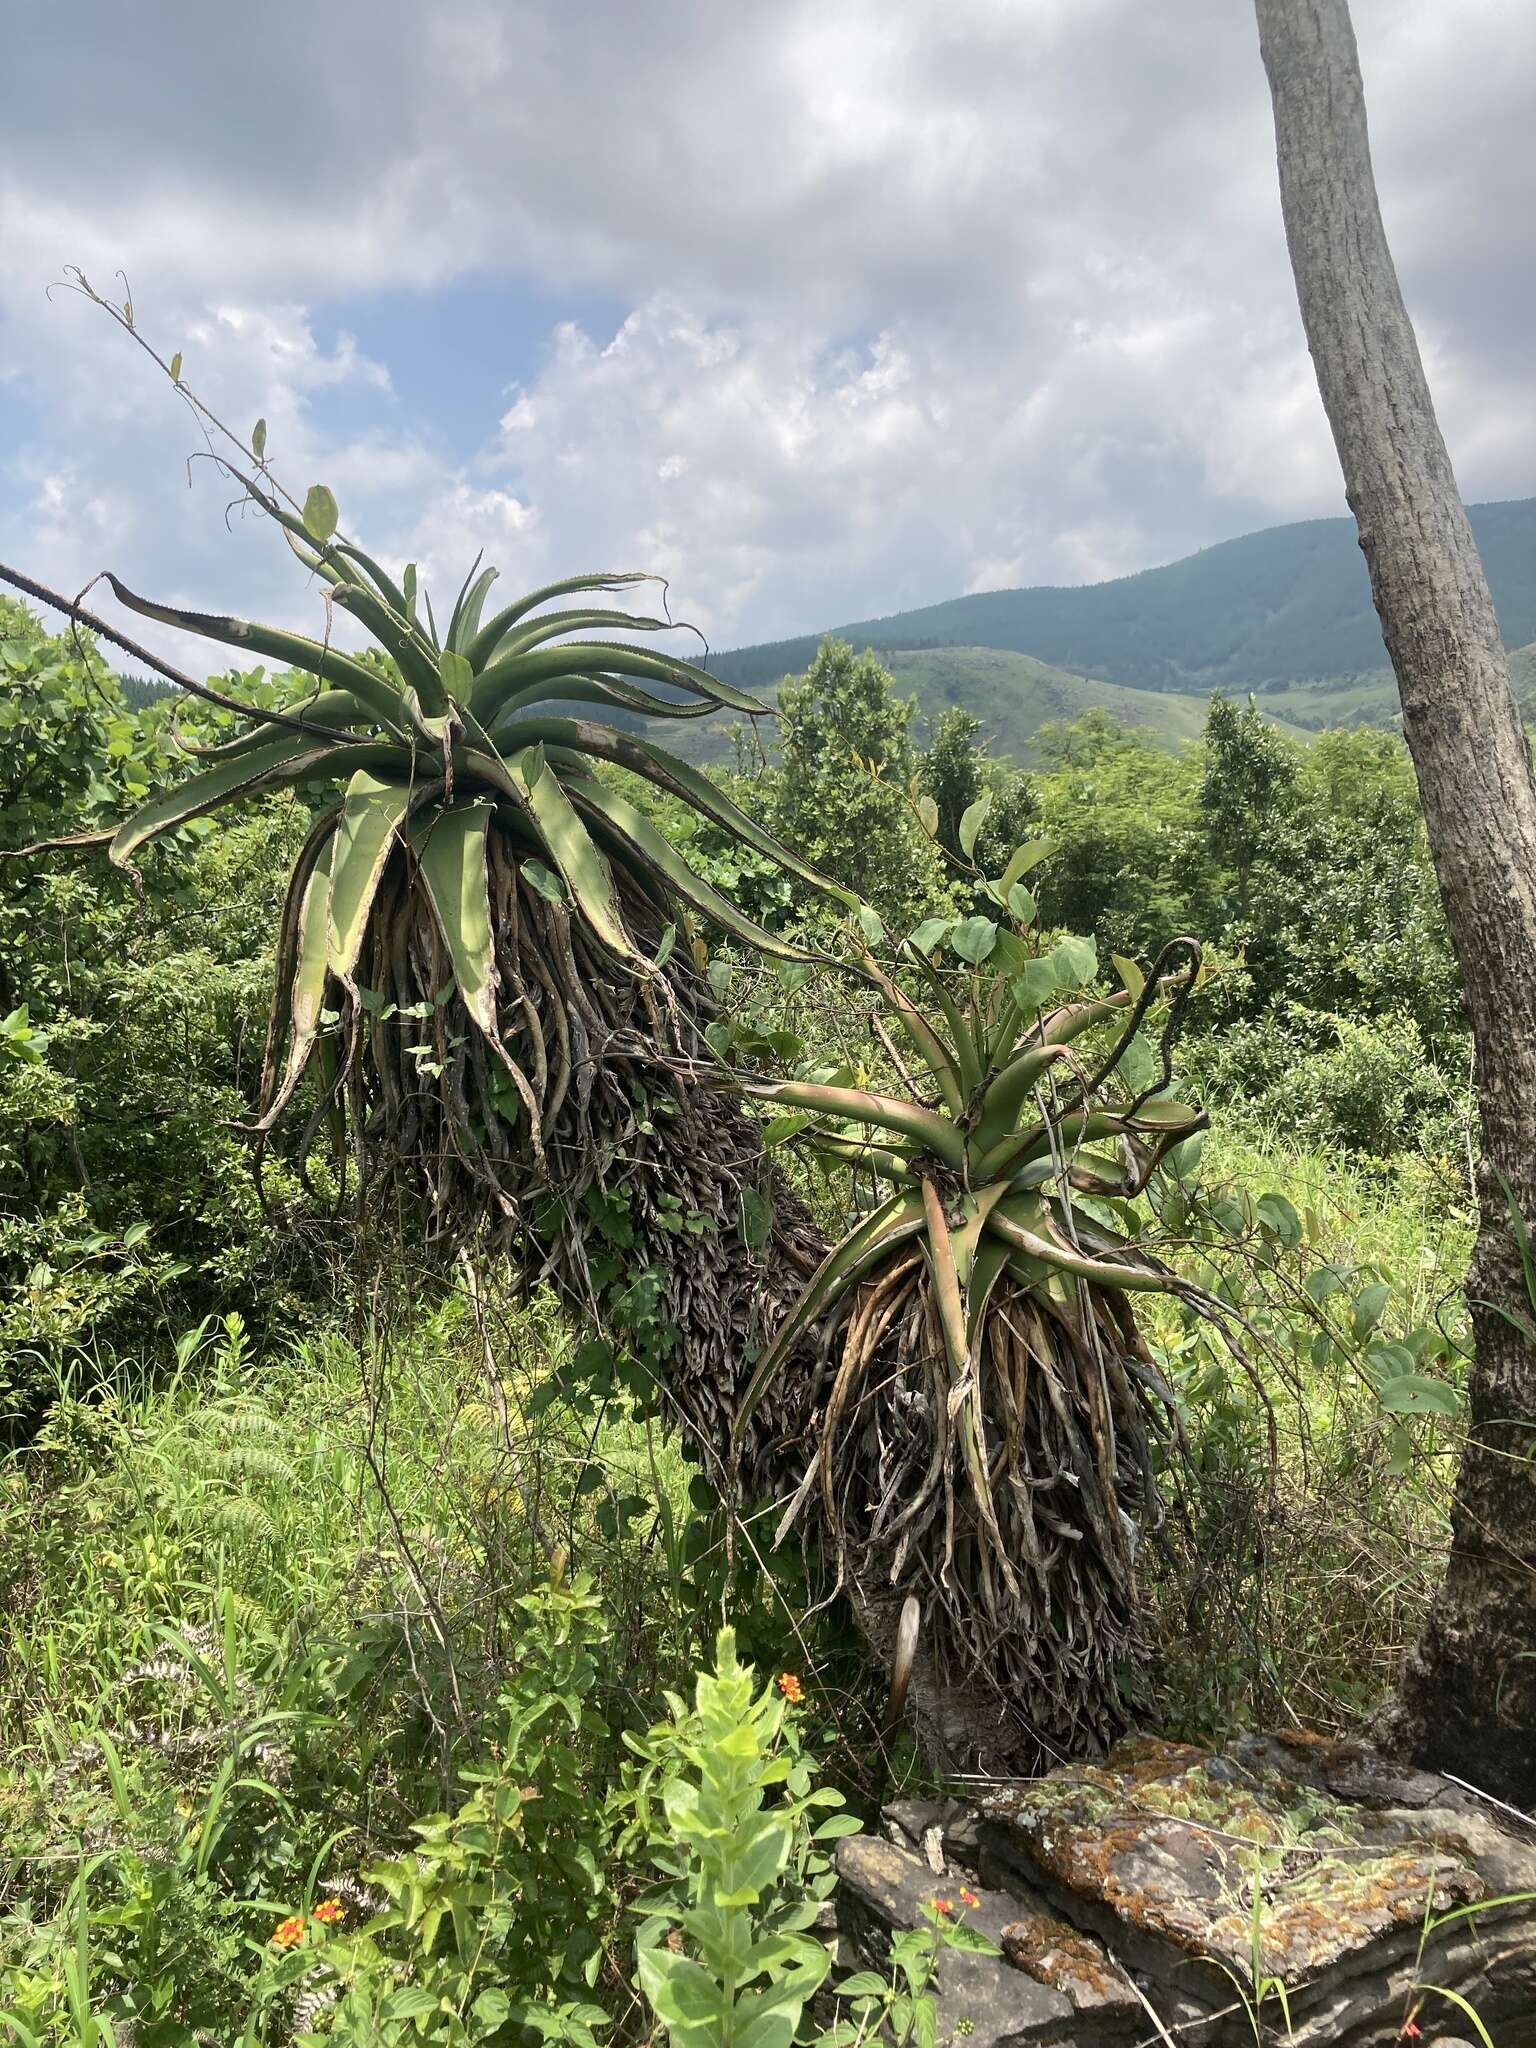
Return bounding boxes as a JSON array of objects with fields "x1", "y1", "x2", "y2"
[{"x1": 714, "y1": 495, "x2": 1536, "y2": 694}]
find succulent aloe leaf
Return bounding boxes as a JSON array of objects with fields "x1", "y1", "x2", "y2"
[
  {"x1": 975, "y1": 1044, "x2": 1072, "y2": 1154},
  {"x1": 860, "y1": 952, "x2": 963, "y2": 1117},
  {"x1": 466, "y1": 571, "x2": 659, "y2": 670},
  {"x1": 738, "y1": 1078, "x2": 966, "y2": 1169},
  {"x1": 469, "y1": 641, "x2": 763, "y2": 724},
  {"x1": 326, "y1": 772, "x2": 417, "y2": 982},
  {"x1": 487, "y1": 717, "x2": 856, "y2": 907},
  {"x1": 922, "y1": 1181, "x2": 971, "y2": 1382},
  {"x1": 909, "y1": 949, "x2": 982, "y2": 1097},
  {"x1": 508, "y1": 748, "x2": 637, "y2": 962},
  {"x1": 252, "y1": 832, "x2": 336, "y2": 1131},
  {"x1": 103, "y1": 575, "x2": 410, "y2": 735},
  {"x1": 332, "y1": 538, "x2": 413, "y2": 620},
  {"x1": 488, "y1": 673, "x2": 723, "y2": 727},
  {"x1": 986, "y1": 1197, "x2": 1175, "y2": 1293},
  {"x1": 408, "y1": 799, "x2": 544, "y2": 1140},
  {"x1": 449, "y1": 564, "x2": 500, "y2": 656},
  {"x1": 564, "y1": 776, "x2": 819, "y2": 962},
  {"x1": 109, "y1": 735, "x2": 389, "y2": 865},
  {"x1": 964, "y1": 1236, "x2": 1012, "y2": 1343},
  {"x1": 184, "y1": 689, "x2": 389, "y2": 761},
  {"x1": 799, "y1": 1132, "x2": 919, "y2": 1182},
  {"x1": 732, "y1": 1191, "x2": 926, "y2": 1453},
  {"x1": 444, "y1": 550, "x2": 487, "y2": 654},
  {"x1": 497, "y1": 607, "x2": 686, "y2": 656},
  {"x1": 407, "y1": 800, "x2": 498, "y2": 1027},
  {"x1": 329, "y1": 583, "x2": 448, "y2": 712}
]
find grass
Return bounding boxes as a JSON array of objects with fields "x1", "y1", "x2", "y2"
[
  {"x1": 1139, "y1": 1124, "x2": 1471, "y2": 1743},
  {"x1": 0, "y1": 1114, "x2": 1481, "y2": 2033}
]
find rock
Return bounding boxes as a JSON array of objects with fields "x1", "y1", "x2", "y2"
[
  {"x1": 976, "y1": 1732, "x2": 1536, "y2": 2046},
  {"x1": 835, "y1": 1834, "x2": 1100, "y2": 2048},
  {"x1": 833, "y1": 1733, "x2": 1536, "y2": 2045},
  {"x1": 883, "y1": 1795, "x2": 981, "y2": 1868}
]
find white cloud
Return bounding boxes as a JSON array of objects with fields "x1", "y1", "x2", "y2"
[{"x1": 1, "y1": 0, "x2": 1532, "y2": 663}]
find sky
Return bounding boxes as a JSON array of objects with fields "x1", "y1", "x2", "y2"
[{"x1": 1, "y1": 0, "x2": 1533, "y2": 671}]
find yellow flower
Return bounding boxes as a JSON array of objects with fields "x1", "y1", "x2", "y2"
[
  {"x1": 272, "y1": 1914, "x2": 305, "y2": 1948},
  {"x1": 312, "y1": 1898, "x2": 344, "y2": 1926},
  {"x1": 777, "y1": 1671, "x2": 805, "y2": 1704}
]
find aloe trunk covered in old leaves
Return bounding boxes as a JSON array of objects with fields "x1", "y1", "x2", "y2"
[{"x1": 735, "y1": 882, "x2": 1229, "y2": 1771}]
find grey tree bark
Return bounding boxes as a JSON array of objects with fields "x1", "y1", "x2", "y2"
[{"x1": 1254, "y1": 0, "x2": 1536, "y2": 1805}]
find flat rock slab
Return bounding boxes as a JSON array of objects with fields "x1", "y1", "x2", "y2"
[{"x1": 835, "y1": 1732, "x2": 1536, "y2": 2047}]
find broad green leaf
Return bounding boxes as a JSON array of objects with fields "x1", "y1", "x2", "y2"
[
  {"x1": 440, "y1": 649, "x2": 473, "y2": 700},
  {"x1": 251, "y1": 417, "x2": 267, "y2": 461},
  {"x1": 763, "y1": 1112, "x2": 815, "y2": 1146},
  {"x1": 1257, "y1": 1192, "x2": 1302, "y2": 1248},
  {"x1": 327, "y1": 772, "x2": 414, "y2": 981},
  {"x1": 1006, "y1": 883, "x2": 1037, "y2": 925},
  {"x1": 856, "y1": 902, "x2": 885, "y2": 946},
  {"x1": 1114, "y1": 1032, "x2": 1157, "y2": 1094},
  {"x1": 1353, "y1": 1280, "x2": 1393, "y2": 1338},
  {"x1": 1304, "y1": 1263, "x2": 1350, "y2": 1303},
  {"x1": 958, "y1": 791, "x2": 992, "y2": 858},
  {"x1": 1377, "y1": 1374, "x2": 1461, "y2": 1418},
  {"x1": 908, "y1": 917, "x2": 956, "y2": 956},
  {"x1": 303, "y1": 483, "x2": 339, "y2": 543},
  {"x1": 1051, "y1": 933, "x2": 1098, "y2": 987},
  {"x1": 523, "y1": 858, "x2": 567, "y2": 903},
  {"x1": 916, "y1": 793, "x2": 940, "y2": 837},
  {"x1": 1000, "y1": 839, "x2": 1051, "y2": 889},
  {"x1": 1112, "y1": 952, "x2": 1145, "y2": 999},
  {"x1": 950, "y1": 915, "x2": 998, "y2": 965},
  {"x1": 1010, "y1": 958, "x2": 1062, "y2": 1013}
]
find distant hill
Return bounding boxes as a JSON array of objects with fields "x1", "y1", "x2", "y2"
[
  {"x1": 713, "y1": 497, "x2": 1536, "y2": 696},
  {"x1": 644, "y1": 645, "x2": 1320, "y2": 768},
  {"x1": 882, "y1": 648, "x2": 1314, "y2": 762}
]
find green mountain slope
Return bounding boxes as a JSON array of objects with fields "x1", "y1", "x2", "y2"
[
  {"x1": 712, "y1": 497, "x2": 1536, "y2": 694},
  {"x1": 653, "y1": 639, "x2": 1536, "y2": 769},
  {"x1": 643, "y1": 645, "x2": 1317, "y2": 767},
  {"x1": 883, "y1": 647, "x2": 1314, "y2": 760}
]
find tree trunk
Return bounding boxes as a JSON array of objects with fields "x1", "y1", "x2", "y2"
[{"x1": 1254, "y1": 0, "x2": 1536, "y2": 1805}]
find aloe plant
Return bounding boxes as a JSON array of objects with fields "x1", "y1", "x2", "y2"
[
  {"x1": 732, "y1": 897, "x2": 1222, "y2": 1769},
  {"x1": 80, "y1": 441, "x2": 849, "y2": 1460}
]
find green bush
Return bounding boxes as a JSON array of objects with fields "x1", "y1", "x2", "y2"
[{"x1": 1187, "y1": 1003, "x2": 1462, "y2": 1159}]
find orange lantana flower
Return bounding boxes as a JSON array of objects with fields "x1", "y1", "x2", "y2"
[
  {"x1": 272, "y1": 1914, "x2": 305, "y2": 1948},
  {"x1": 778, "y1": 1671, "x2": 805, "y2": 1704},
  {"x1": 312, "y1": 1899, "x2": 344, "y2": 1926}
]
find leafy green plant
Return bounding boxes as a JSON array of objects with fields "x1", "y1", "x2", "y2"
[
  {"x1": 257, "y1": 1572, "x2": 619, "y2": 2046},
  {"x1": 622, "y1": 1627, "x2": 854, "y2": 2048},
  {"x1": 733, "y1": 877, "x2": 1228, "y2": 1768},
  {"x1": 9, "y1": 280, "x2": 858, "y2": 1491},
  {"x1": 826, "y1": 1897, "x2": 999, "y2": 2048}
]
